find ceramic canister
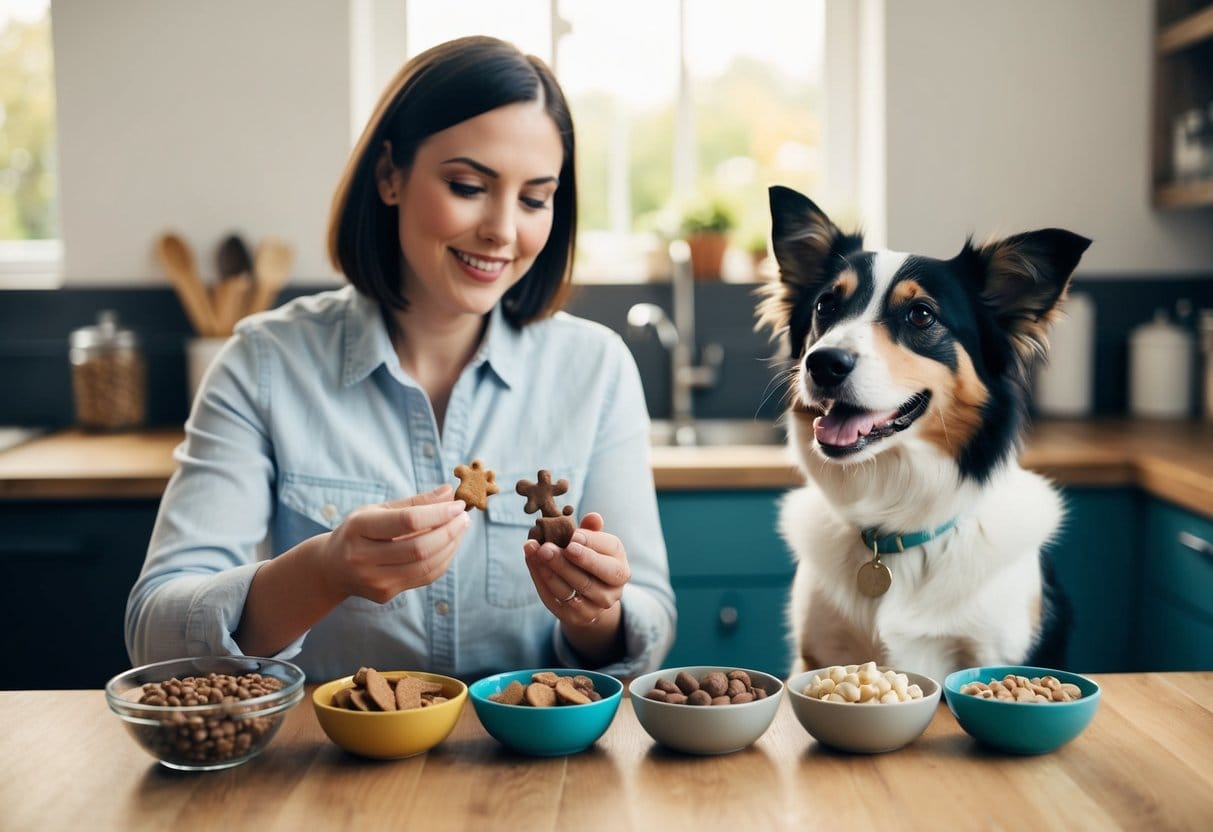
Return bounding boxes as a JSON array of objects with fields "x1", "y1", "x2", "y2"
[{"x1": 1129, "y1": 309, "x2": 1194, "y2": 420}]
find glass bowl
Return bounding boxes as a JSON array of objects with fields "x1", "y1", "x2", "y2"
[{"x1": 105, "y1": 656, "x2": 305, "y2": 771}]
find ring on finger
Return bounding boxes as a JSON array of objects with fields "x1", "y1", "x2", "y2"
[{"x1": 558, "y1": 588, "x2": 577, "y2": 604}]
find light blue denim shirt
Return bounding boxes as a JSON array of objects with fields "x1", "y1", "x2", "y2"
[{"x1": 126, "y1": 285, "x2": 675, "y2": 682}]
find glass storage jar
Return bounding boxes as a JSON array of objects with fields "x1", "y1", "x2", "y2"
[{"x1": 69, "y1": 310, "x2": 146, "y2": 430}]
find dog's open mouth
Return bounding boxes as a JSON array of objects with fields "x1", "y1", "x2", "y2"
[{"x1": 813, "y1": 391, "x2": 932, "y2": 457}]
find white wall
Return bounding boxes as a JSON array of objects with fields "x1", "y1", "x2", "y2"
[
  {"x1": 52, "y1": 0, "x2": 351, "y2": 285},
  {"x1": 882, "y1": 0, "x2": 1213, "y2": 274}
]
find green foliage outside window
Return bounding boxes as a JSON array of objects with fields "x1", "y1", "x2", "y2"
[{"x1": 0, "y1": 8, "x2": 58, "y2": 241}]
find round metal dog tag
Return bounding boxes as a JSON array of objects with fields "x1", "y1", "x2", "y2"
[{"x1": 857, "y1": 561, "x2": 892, "y2": 597}]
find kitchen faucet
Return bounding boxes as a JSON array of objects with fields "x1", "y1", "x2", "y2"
[{"x1": 626, "y1": 239, "x2": 723, "y2": 446}]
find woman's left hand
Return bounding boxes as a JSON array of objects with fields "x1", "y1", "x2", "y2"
[{"x1": 523, "y1": 512, "x2": 630, "y2": 628}]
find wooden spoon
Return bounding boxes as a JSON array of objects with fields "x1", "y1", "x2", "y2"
[
  {"x1": 213, "y1": 233, "x2": 254, "y2": 334},
  {"x1": 247, "y1": 237, "x2": 294, "y2": 316},
  {"x1": 155, "y1": 232, "x2": 219, "y2": 337}
]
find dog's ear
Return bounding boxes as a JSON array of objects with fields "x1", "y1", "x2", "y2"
[
  {"x1": 767, "y1": 186, "x2": 862, "y2": 285},
  {"x1": 960, "y1": 228, "x2": 1091, "y2": 365},
  {"x1": 756, "y1": 186, "x2": 863, "y2": 343}
]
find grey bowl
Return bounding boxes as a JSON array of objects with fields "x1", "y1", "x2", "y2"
[
  {"x1": 628, "y1": 666, "x2": 784, "y2": 755},
  {"x1": 787, "y1": 667, "x2": 941, "y2": 753}
]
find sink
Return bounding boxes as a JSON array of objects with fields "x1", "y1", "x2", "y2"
[{"x1": 649, "y1": 419, "x2": 785, "y2": 447}]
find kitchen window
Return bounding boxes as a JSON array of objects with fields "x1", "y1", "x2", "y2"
[
  {"x1": 0, "y1": 0, "x2": 60, "y2": 287},
  {"x1": 379, "y1": 0, "x2": 828, "y2": 282}
]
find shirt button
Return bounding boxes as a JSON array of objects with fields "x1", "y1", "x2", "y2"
[
  {"x1": 421, "y1": 442, "x2": 435, "y2": 459},
  {"x1": 435, "y1": 600, "x2": 450, "y2": 616},
  {"x1": 321, "y1": 503, "x2": 339, "y2": 522}
]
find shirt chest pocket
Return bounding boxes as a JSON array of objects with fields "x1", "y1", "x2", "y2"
[
  {"x1": 278, "y1": 473, "x2": 390, "y2": 536},
  {"x1": 276, "y1": 473, "x2": 402, "y2": 612},
  {"x1": 484, "y1": 467, "x2": 584, "y2": 609}
]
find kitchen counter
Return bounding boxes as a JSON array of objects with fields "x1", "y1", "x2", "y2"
[
  {"x1": 2, "y1": 673, "x2": 1210, "y2": 829},
  {"x1": 1, "y1": 420, "x2": 1211, "y2": 517}
]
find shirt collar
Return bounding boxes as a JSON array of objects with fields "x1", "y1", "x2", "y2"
[{"x1": 340, "y1": 287, "x2": 524, "y2": 390}]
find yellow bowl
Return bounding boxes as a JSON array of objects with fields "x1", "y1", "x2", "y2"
[{"x1": 311, "y1": 670, "x2": 467, "y2": 759}]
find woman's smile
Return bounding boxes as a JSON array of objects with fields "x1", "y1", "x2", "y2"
[{"x1": 450, "y1": 247, "x2": 510, "y2": 282}]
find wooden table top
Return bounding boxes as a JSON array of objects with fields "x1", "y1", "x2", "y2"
[
  {"x1": 1, "y1": 420, "x2": 1212, "y2": 519},
  {"x1": 2, "y1": 673, "x2": 1210, "y2": 830}
]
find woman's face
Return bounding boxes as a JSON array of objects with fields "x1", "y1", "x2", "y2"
[{"x1": 382, "y1": 100, "x2": 564, "y2": 322}]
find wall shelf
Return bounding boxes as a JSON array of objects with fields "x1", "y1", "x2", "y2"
[
  {"x1": 1152, "y1": 1, "x2": 1213, "y2": 208},
  {"x1": 1158, "y1": 4, "x2": 1213, "y2": 54}
]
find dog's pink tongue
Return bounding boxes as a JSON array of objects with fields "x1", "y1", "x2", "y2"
[{"x1": 815, "y1": 407, "x2": 897, "y2": 446}]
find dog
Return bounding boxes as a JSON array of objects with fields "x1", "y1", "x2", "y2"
[{"x1": 756, "y1": 186, "x2": 1090, "y2": 683}]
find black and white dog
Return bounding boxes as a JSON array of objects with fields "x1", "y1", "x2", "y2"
[{"x1": 757, "y1": 186, "x2": 1090, "y2": 682}]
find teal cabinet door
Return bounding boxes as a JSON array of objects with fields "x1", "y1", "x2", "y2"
[
  {"x1": 658, "y1": 490, "x2": 795, "y2": 676},
  {"x1": 1137, "y1": 499, "x2": 1213, "y2": 671},
  {"x1": 1049, "y1": 488, "x2": 1139, "y2": 673}
]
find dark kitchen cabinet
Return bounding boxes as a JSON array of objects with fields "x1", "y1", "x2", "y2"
[{"x1": 0, "y1": 500, "x2": 157, "y2": 689}]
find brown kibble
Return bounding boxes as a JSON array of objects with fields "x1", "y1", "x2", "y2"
[
  {"x1": 555, "y1": 677, "x2": 592, "y2": 705},
  {"x1": 727, "y1": 678, "x2": 747, "y2": 697},
  {"x1": 352, "y1": 667, "x2": 370, "y2": 687},
  {"x1": 645, "y1": 689, "x2": 668, "y2": 702},
  {"x1": 699, "y1": 671, "x2": 729, "y2": 698},
  {"x1": 349, "y1": 689, "x2": 373, "y2": 711},
  {"x1": 727, "y1": 670, "x2": 752, "y2": 688},
  {"x1": 531, "y1": 671, "x2": 561, "y2": 687},
  {"x1": 524, "y1": 682, "x2": 557, "y2": 707},
  {"x1": 731, "y1": 692, "x2": 754, "y2": 704},
  {"x1": 687, "y1": 689, "x2": 712, "y2": 706},
  {"x1": 332, "y1": 687, "x2": 354, "y2": 709},
  {"x1": 664, "y1": 693, "x2": 688, "y2": 705},
  {"x1": 655, "y1": 678, "x2": 680, "y2": 695},
  {"x1": 395, "y1": 677, "x2": 424, "y2": 710},
  {"x1": 675, "y1": 671, "x2": 699, "y2": 695},
  {"x1": 363, "y1": 668, "x2": 397, "y2": 711},
  {"x1": 711, "y1": 695, "x2": 731, "y2": 706},
  {"x1": 489, "y1": 680, "x2": 526, "y2": 705}
]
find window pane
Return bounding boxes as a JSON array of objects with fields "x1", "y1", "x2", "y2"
[
  {"x1": 557, "y1": 0, "x2": 681, "y2": 280},
  {"x1": 685, "y1": 0, "x2": 824, "y2": 263},
  {"x1": 0, "y1": 0, "x2": 58, "y2": 242},
  {"x1": 559, "y1": 0, "x2": 824, "y2": 281}
]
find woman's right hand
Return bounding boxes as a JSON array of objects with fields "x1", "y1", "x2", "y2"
[{"x1": 311, "y1": 484, "x2": 470, "y2": 604}]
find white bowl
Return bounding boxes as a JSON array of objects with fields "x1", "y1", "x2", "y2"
[
  {"x1": 628, "y1": 666, "x2": 784, "y2": 755},
  {"x1": 787, "y1": 667, "x2": 941, "y2": 753}
]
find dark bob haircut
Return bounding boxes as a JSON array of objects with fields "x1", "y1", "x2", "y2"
[{"x1": 327, "y1": 36, "x2": 577, "y2": 325}]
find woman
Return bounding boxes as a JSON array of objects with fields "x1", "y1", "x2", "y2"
[{"x1": 126, "y1": 36, "x2": 676, "y2": 683}]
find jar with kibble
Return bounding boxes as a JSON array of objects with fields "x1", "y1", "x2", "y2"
[{"x1": 69, "y1": 310, "x2": 147, "y2": 431}]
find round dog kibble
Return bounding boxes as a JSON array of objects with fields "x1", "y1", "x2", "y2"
[
  {"x1": 132, "y1": 672, "x2": 286, "y2": 766},
  {"x1": 645, "y1": 669, "x2": 766, "y2": 706},
  {"x1": 803, "y1": 662, "x2": 924, "y2": 704},
  {"x1": 959, "y1": 674, "x2": 1083, "y2": 703},
  {"x1": 674, "y1": 671, "x2": 700, "y2": 695}
]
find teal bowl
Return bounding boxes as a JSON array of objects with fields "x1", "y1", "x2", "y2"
[
  {"x1": 943, "y1": 665, "x2": 1101, "y2": 755},
  {"x1": 468, "y1": 668, "x2": 623, "y2": 756}
]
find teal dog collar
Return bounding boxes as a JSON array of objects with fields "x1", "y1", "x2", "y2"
[{"x1": 860, "y1": 518, "x2": 958, "y2": 555}]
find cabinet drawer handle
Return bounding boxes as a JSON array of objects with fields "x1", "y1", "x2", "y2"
[
  {"x1": 1178, "y1": 531, "x2": 1213, "y2": 561},
  {"x1": 718, "y1": 605, "x2": 739, "y2": 630}
]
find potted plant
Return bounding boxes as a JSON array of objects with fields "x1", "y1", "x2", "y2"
[{"x1": 679, "y1": 196, "x2": 737, "y2": 280}]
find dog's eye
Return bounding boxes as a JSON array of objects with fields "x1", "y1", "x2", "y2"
[
  {"x1": 815, "y1": 293, "x2": 838, "y2": 319},
  {"x1": 907, "y1": 303, "x2": 936, "y2": 329}
]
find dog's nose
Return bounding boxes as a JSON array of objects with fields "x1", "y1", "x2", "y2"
[{"x1": 807, "y1": 347, "x2": 856, "y2": 387}]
